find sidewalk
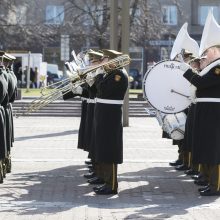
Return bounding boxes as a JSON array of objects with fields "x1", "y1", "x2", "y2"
[{"x1": 0, "y1": 117, "x2": 220, "y2": 219}]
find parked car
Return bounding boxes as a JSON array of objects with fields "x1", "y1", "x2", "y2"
[
  {"x1": 47, "y1": 71, "x2": 63, "y2": 86},
  {"x1": 46, "y1": 63, "x2": 64, "y2": 86},
  {"x1": 129, "y1": 68, "x2": 142, "y2": 89}
]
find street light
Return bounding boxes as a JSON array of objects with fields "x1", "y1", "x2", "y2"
[
  {"x1": 26, "y1": 51, "x2": 31, "y2": 92},
  {"x1": 121, "y1": 0, "x2": 130, "y2": 127},
  {"x1": 110, "y1": 0, "x2": 130, "y2": 127}
]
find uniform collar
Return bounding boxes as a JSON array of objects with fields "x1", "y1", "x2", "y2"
[{"x1": 199, "y1": 58, "x2": 220, "y2": 76}]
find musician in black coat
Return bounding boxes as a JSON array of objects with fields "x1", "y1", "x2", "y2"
[
  {"x1": 182, "y1": 58, "x2": 200, "y2": 176},
  {"x1": 63, "y1": 50, "x2": 102, "y2": 160},
  {"x1": 2, "y1": 53, "x2": 17, "y2": 174},
  {"x1": 91, "y1": 49, "x2": 129, "y2": 195},
  {"x1": 79, "y1": 51, "x2": 105, "y2": 179},
  {"x1": 83, "y1": 51, "x2": 103, "y2": 154},
  {"x1": 63, "y1": 81, "x2": 89, "y2": 150},
  {"x1": 63, "y1": 53, "x2": 91, "y2": 152},
  {"x1": 0, "y1": 51, "x2": 9, "y2": 182},
  {"x1": 169, "y1": 52, "x2": 193, "y2": 169},
  {"x1": 183, "y1": 45, "x2": 220, "y2": 196},
  {"x1": 83, "y1": 51, "x2": 104, "y2": 179}
]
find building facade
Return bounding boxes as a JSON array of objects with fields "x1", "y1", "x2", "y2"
[
  {"x1": 1, "y1": 0, "x2": 220, "y2": 73},
  {"x1": 147, "y1": 0, "x2": 220, "y2": 63}
]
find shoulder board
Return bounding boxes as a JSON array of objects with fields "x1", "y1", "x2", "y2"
[
  {"x1": 115, "y1": 74, "x2": 121, "y2": 81},
  {"x1": 214, "y1": 66, "x2": 220, "y2": 75}
]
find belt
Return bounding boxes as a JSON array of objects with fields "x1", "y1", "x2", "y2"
[
  {"x1": 87, "y1": 98, "x2": 96, "y2": 103},
  {"x1": 95, "y1": 98, "x2": 124, "y2": 105},
  {"x1": 81, "y1": 97, "x2": 88, "y2": 101},
  {"x1": 195, "y1": 98, "x2": 220, "y2": 103}
]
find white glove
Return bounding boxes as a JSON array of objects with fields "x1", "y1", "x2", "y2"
[
  {"x1": 71, "y1": 85, "x2": 83, "y2": 95},
  {"x1": 180, "y1": 62, "x2": 190, "y2": 72},
  {"x1": 189, "y1": 84, "x2": 197, "y2": 104},
  {"x1": 95, "y1": 67, "x2": 104, "y2": 76},
  {"x1": 86, "y1": 71, "x2": 96, "y2": 87},
  {"x1": 86, "y1": 68, "x2": 104, "y2": 86}
]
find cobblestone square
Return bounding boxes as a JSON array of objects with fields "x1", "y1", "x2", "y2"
[{"x1": 0, "y1": 117, "x2": 220, "y2": 219}]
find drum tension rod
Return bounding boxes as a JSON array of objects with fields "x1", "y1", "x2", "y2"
[{"x1": 171, "y1": 89, "x2": 189, "y2": 98}]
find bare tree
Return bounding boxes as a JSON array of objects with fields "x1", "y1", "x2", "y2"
[
  {"x1": 130, "y1": 0, "x2": 183, "y2": 47},
  {"x1": 67, "y1": 0, "x2": 110, "y2": 49},
  {"x1": 0, "y1": 0, "x2": 183, "y2": 54}
]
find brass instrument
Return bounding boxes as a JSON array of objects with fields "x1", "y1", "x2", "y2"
[
  {"x1": 78, "y1": 54, "x2": 131, "y2": 76},
  {"x1": 15, "y1": 54, "x2": 131, "y2": 117}
]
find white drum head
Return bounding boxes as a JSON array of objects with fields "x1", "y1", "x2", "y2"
[{"x1": 143, "y1": 60, "x2": 191, "y2": 114}]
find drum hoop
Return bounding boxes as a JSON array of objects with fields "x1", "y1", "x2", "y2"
[
  {"x1": 143, "y1": 60, "x2": 166, "y2": 97},
  {"x1": 143, "y1": 60, "x2": 190, "y2": 114}
]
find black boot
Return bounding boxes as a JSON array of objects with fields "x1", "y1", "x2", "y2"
[
  {"x1": 94, "y1": 184, "x2": 118, "y2": 195},
  {"x1": 175, "y1": 164, "x2": 189, "y2": 171},
  {"x1": 84, "y1": 172, "x2": 96, "y2": 179},
  {"x1": 85, "y1": 160, "x2": 92, "y2": 165},
  {"x1": 194, "y1": 179, "x2": 208, "y2": 186},
  {"x1": 184, "y1": 169, "x2": 199, "y2": 175},
  {"x1": 0, "y1": 161, "x2": 4, "y2": 184},
  {"x1": 169, "y1": 159, "x2": 183, "y2": 167},
  {"x1": 87, "y1": 177, "x2": 105, "y2": 184}
]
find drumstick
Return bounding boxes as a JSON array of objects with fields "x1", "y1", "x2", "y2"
[{"x1": 171, "y1": 89, "x2": 190, "y2": 98}]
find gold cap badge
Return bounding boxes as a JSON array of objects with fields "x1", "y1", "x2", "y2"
[{"x1": 115, "y1": 75, "x2": 121, "y2": 81}]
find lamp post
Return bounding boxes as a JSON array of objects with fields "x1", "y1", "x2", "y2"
[
  {"x1": 110, "y1": 0, "x2": 130, "y2": 127},
  {"x1": 121, "y1": 0, "x2": 130, "y2": 127},
  {"x1": 110, "y1": 0, "x2": 118, "y2": 50},
  {"x1": 26, "y1": 51, "x2": 31, "y2": 92}
]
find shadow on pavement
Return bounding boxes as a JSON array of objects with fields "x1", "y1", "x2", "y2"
[
  {"x1": 15, "y1": 130, "x2": 78, "y2": 141},
  {"x1": 119, "y1": 166, "x2": 217, "y2": 219},
  {"x1": 0, "y1": 164, "x2": 217, "y2": 218}
]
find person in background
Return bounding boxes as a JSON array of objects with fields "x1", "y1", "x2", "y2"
[
  {"x1": 30, "y1": 67, "x2": 35, "y2": 88},
  {"x1": 23, "y1": 66, "x2": 28, "y2": 87},
  {"x1": 33, "y1": 67, "x2": 38, "y2": 88}
]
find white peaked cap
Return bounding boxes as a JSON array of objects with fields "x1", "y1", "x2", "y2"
[
  {"x1": 199, "y1": 8, "x2": 220, "y2": 56},
  {"x1": 170, "y1": 22, "x2": 199, "y2": 60}
]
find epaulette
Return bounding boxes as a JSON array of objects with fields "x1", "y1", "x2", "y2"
[
  {"x1": 114, "y1": 74, "x2": 121, "y2": 82},
  {"x1": 214, "y1": 66, "x2": 220, "y2": 75}
]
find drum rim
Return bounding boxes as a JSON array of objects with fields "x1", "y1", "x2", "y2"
[{"x1": 143, "y1": 60, "x2": 190, "y2": 114}]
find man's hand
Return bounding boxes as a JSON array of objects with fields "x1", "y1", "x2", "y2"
[{"x1": 71, "y1": 85, "x2": 83, "y2": 95}]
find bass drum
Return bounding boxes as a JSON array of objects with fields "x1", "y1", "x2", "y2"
[{"x1": 143, "y1": 60, "x2": 191, "y2": 114}]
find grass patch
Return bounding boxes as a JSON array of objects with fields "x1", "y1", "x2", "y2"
[
  {"x1": 21, "y1": 89, "x2": 42, "y2": 97},
  {"x1": 129, "y1": 89, "x2": 143, "y2": 94}
]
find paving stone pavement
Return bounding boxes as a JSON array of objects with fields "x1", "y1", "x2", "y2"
[{"x1": 0, "y1": 117, "x2": 220, "y2": 220}]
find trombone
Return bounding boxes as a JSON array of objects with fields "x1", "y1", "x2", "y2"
[{"x1": 15, "y1": 54, "x2": 131, "y2": 117}]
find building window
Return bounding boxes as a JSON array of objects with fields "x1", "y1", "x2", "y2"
[
  {"x1": 45, "y1": 5, "x2": 64, "y2": 24},
  {"x1": 199, "y1": 6, "x2": 219, "y2": 25},
  {"x1": 162, "y1": 5, "x2": 177, "y2": 25},
  {"x1": 160, "y1": 47, "x2": 169, "y2": 60}
]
